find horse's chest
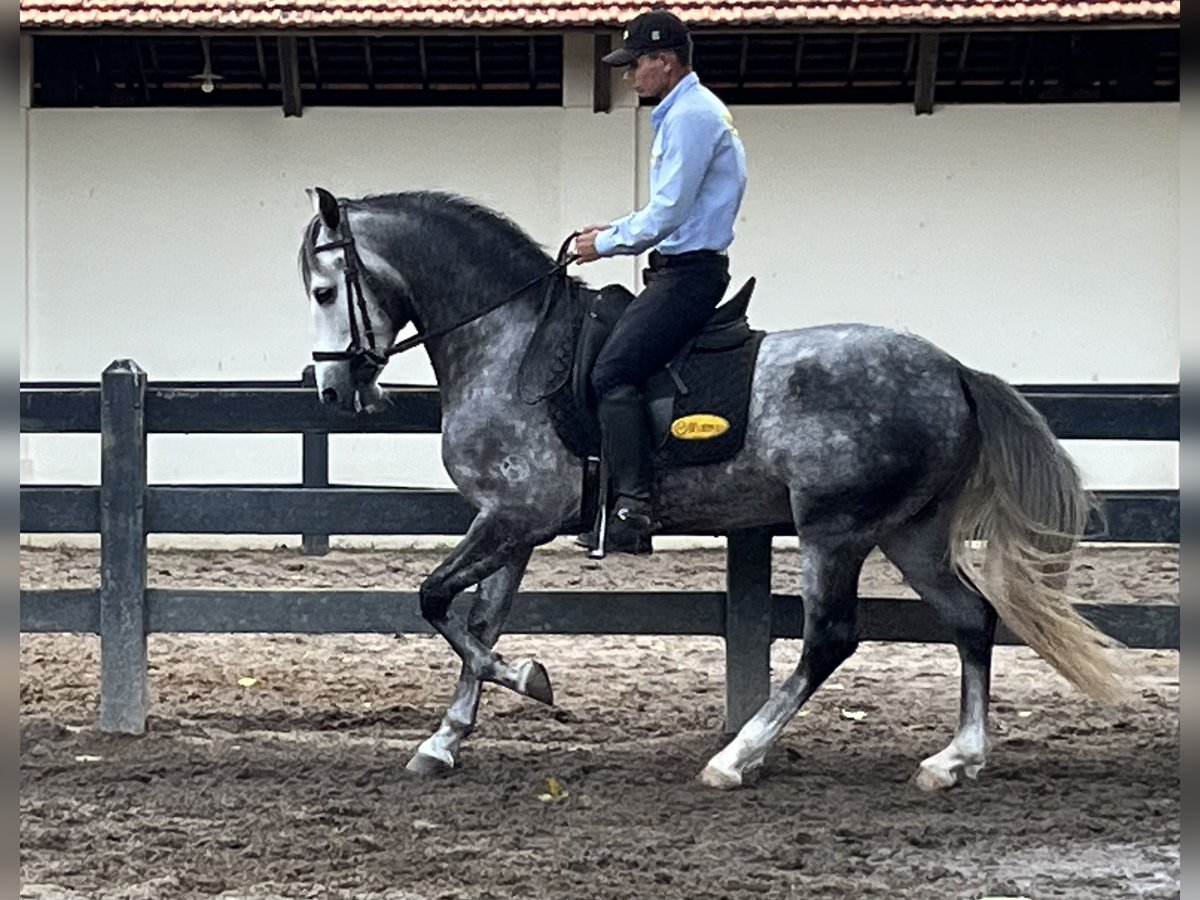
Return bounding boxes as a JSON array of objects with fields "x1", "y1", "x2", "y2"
[{"x1": 440, "y1": 402, "x2": 559, "y2": 491}]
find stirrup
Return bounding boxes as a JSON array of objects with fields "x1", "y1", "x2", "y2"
[{"x1": 588, "y1": 458, "x2": 610, "y2": 559}]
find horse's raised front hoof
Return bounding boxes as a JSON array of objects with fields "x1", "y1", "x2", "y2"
[
  {"x1": 698, "y1": 762, "x2": 744, "y2": 790},
  {"x1": 405, "y1": 751, "x2": 454, "y2": 778},
  {"x1": 516, "y1": 659, "x2": 555, "y2": 706}
]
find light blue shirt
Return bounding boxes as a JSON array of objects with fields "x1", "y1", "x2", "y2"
[{"x1": 595, "y1": 72, "x2": 747, "y2": 258}]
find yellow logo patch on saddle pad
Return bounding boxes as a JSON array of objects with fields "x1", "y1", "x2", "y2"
[{"x1": 670, "y1": 414, "x2": 730, "y2": 441}]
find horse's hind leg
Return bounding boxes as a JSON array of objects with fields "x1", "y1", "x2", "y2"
[
  {"x1": 880, "y1": 512, "x2": 998, "y2": 791},
  {"x1": 406, "y1": 547, "x2": 532, "y2": 777},
  {"x1": 699, "y1": 539, "x2": 872, "y2": 789}
]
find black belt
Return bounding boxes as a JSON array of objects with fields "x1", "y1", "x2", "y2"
[{"x1": 648, "y1": 249, "x2": 727, "y2": 268}]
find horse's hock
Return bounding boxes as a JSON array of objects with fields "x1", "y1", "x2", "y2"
[{"x1": 19, "y1": 360, "x2": 1180, "y2": 737}]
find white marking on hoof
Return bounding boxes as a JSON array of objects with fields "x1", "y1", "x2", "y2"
[
  {"x1": 914, "y1": 747, "x2": 985, "y2": 791},
  {"x1": 914, "y1": 761, "x2": 959, "y2": 791},
  {"x1": 406, "y1": 740, "x2": 455, "y2": 777},
  {"x1": 406, "y1": 752, "x2": 453, "y2": 777},
  {"x1": 515, "y1": 658, "x2": 554, "y2": 705},
  {"x1": 698, "y1": 761, "x2": 744, "y2": 790}
]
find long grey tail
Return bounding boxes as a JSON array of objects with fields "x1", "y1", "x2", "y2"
[{"x1": 948, "y1": 366, "x2": 1124, "y2": 702}]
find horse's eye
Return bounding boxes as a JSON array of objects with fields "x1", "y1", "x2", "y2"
[{"x1": 313, "y1": 287, "x2": 335, "y2": 306}]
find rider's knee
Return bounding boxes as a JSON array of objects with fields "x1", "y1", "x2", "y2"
[
  {"x1": 590, "y1": 366, "x2": 618, "y2": 400},
  {"x1": 593, "y1": 377, "x2": 639, "y2": 404}
]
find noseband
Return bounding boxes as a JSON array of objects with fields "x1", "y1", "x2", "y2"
[{"x1": 310, "y1": 203, "x2": 580, "y2": 368}]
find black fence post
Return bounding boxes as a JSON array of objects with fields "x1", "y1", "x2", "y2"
[
  {"x1": 99, "y1": 359, "x2": 149, "y2": 734},
  {"x1": 300, "y1": 365, "x2": 330, "y2": 556},
  {"x1": 724, "y1": 528, "x2": 773, "y2": 734}
]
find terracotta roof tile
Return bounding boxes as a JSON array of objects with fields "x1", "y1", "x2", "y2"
[{"x1": 19, "y1": 0, "x2": 1181, "y2": 30}]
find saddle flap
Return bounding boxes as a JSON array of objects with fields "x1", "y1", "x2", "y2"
[
  {"x1": 570, "y1": 283, "x2": 635, "y2": 410},
  {"x1": 516, "y1": 276, "x2": 579, "y2": 405}
]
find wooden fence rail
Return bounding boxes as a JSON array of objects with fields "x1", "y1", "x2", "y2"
[{"x1": 19, "y1": 361, "x2": 1180, "y2": 735}]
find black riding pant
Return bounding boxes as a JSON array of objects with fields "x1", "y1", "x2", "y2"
[{"x1": 590, "y1": 250, "x2": 731, "y2": 400}]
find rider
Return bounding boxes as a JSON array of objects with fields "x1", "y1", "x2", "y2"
[{"x1": 574, "y1": 8, "x2": 748, "y2": 554}]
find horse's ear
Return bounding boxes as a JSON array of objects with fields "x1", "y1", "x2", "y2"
[{"x1": 307, "y1": 186, "x2": 340, "y2": 230}]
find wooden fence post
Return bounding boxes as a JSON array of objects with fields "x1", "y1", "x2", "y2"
[
  {"x1": 99, "y1": 359, "x2": 149, "y2": 734},
  {"x1": 300, "y1": 365, "x2": 330, "y2": 556},
  {"x1": 724, "y1": 528, "x2": 773, "y2": 734}
]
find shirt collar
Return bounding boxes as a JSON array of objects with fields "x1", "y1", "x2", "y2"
[{"x1": 651, "y1": 71, "x2": 699, "y2": 128}]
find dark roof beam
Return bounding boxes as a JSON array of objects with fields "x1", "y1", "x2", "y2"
[
  {"x1": 914, "y1": 31, "x2": 938, "y2": 114},
  {"x1": 308, "y1": 37, "x2": 322, "y2": 90},
  {"x1": 132, "y1": 37, "x2": 151, "y2": 102},
  {"x1": 363, "y1": 37, "x2": 375, "y2": 90},
  {"x1": 956, "y1": 33, "x2": 972, "y2": 84},
  {"x1": 903, "y1": 33, "x2": 916, "y2": 85},
  {"x1": 278, "y1": 35, "x2": 302, "y2": 117},
  {"x1": 254, "y1": 36, "x2": 269, "y2": 89},
  {"x1": 593, "y1": 33, "x2": 612, "y2": 112},
  {"x1": 792, "y1": 34, "x2": 805, "y2": 87}
]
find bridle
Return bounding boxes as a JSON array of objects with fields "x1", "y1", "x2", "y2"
[
  {"x1": 310, "y1": 202, "x2": 579, "y2": 369},
  {"x1": 309, "y1": 209, "x2": 387, "y2": 368}
]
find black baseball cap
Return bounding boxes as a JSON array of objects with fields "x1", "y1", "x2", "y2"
[{"x1": 601, "y1": 9, "x2": 692, "y2": 66}]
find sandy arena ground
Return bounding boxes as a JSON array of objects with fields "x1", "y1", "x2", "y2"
[{"x1": 20, "y1": 542, "x2": 1179, "y2": 899}]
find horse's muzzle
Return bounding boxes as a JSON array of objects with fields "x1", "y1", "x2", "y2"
[{"x1": 318, "y1": 385, "x2": 358, "y2": 415}]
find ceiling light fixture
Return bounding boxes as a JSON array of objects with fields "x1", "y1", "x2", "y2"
[{"x1": 190, "y1": 36, "x2": 224, "y2": 94}]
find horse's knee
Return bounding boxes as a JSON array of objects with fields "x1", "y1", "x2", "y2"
[
  {"x1": 419, "y1": 583, "x2": 452, "y2": 622},
  {"x1": 804, "y1": 620, "x2": 859, "y2": 674}
]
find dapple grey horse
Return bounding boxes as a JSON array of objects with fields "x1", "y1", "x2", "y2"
[{"x1": 298, "y1": 187, "x2": 1121, "y2": 791}]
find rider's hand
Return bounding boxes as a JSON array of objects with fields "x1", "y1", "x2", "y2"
[
  {"x1": 575, "y1": 231, "x2": 601, "y2": 263},
  {"x1": 574, "y1": 225, "x2": 608, "y2": 264}
]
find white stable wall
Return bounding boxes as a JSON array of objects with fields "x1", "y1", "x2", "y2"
[
  {"x1": 22, "y1": 102, "x2": 639, "y2": 492},
  {"x1": 20, "y1": 38, "x2": 1178, "y2": 531},
  {"x1": 688, "y1": 102, "x2": 1180, "y2": 491}
]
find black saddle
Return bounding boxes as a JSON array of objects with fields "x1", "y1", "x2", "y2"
[{"x1": 517, "y1": 272, "x2": 764, "y2": 466}]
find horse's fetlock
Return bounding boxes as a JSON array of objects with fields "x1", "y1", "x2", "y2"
[
  {"x1": 476, "y1": 655, "x2": 502, "y2": 682},
  {"x1": 467, "y1": 611, "x2": 493, "y2": 639}
]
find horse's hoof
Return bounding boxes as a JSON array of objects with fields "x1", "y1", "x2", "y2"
[
  {"x1": 914, "y1": 761, "x2": 959, "y2": 792},
  {"x1": 698, "y1": 762, "x2": 744, "y2": 790},
  {"x1": 406, "y1": 751, "x2": 454, "y2": 778},
  {"x1": 517, "y1": 659, "x2": 555, "y2": 706}
]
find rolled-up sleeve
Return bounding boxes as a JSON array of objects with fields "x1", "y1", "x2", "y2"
[{"x1": 594, "y1": 111, "x2": 721, "y2": 257}]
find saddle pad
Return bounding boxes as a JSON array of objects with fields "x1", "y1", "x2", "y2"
[{"x1": 651, "y1": 330, "x2": 765, "y2": 469}]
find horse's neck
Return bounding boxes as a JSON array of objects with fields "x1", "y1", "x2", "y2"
[
  {"x1": 361, "y1": 205, "x2": 550, "y2": 411},
  {"x1": 422, "y1": 288, "x2": 540, "y2": 409}
]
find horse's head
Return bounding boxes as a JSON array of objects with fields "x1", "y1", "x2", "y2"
[{"x1": 299, "y1": 187, "x2": 413, "y2": 414}]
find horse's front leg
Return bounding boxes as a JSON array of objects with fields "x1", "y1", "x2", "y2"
[
  {"x1": 407, "y1": 547, "x2": 532, "y2": 777},
  {"x1": 419, "y1": 512, "x2": 554, "y2": 705}
]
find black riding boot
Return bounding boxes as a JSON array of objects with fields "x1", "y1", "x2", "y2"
[{"x1": 597, "y1": 384, "x2": 657, "y2": 555}]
